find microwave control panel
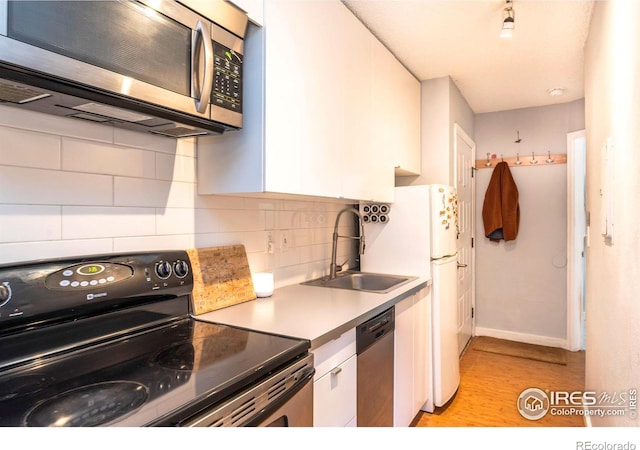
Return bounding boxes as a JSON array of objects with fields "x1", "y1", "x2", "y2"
[{"x1": 212, "y1": 42, "x2": 242, "y2": 113}]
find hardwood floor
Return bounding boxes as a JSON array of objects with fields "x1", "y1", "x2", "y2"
[{"x1": 413, "y1": 337, "x2": 586, "y2": 427}]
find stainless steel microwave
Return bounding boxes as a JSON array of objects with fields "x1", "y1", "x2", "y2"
[{"x1": 0, "y1": 0, "x2": 247, "y2": 137}]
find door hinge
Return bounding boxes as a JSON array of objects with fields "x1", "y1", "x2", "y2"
[
  {"x1": 471, "y1": 237, "x2": 474, "y2": 248},
  {"x1": 471, "y1": 167, "x2": 476, "y2": 178},
  {"x1": 471, "y1": 307, "x2": 475, "y2": 319}
]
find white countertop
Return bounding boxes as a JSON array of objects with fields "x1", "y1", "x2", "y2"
[{"x1": 194, "y1": 275, "x2": 431, "y2": 349}]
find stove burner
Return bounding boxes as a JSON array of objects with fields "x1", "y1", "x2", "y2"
[
  {"x1": 23, "y1": 381, "x2": 149, "y2": 427},
  {"x1": 154, "y1": 343, "x2": 194, "y2": 371},
  {"x1": 0, "y1": 374, "x2": 53, "y2": 401}
]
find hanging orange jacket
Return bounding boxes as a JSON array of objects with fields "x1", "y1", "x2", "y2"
[{"x1": 482, "y1": 161, "x2": 520, "y2": 242}]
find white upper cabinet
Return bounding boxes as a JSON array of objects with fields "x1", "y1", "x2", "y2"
[
  {"x1": 372, "y1": 38, "x2": 421, "y2": 176},
  {"x1": 228, "y1": 0, "x2": 264, "y2": 25},
  {"x1": 197, "y1": 0, "x2": 417, "y2": 202},
  {"x1": 262, "y1": 0, "x2": 346, "y2": 199}
]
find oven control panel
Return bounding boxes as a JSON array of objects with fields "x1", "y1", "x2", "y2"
[{"x1": 0, "y1": 250, "x2": 193, "y2": 331}]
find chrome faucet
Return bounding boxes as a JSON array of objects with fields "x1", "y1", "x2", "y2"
[{"x1": 329, "y1": 207, "x2": 366, "y2": 279}]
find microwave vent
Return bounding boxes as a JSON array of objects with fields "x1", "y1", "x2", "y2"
[
  {"x1": 67, "y1": 112, "x2": 112, "y2": 123},
  {"x1": 0, "y1": 81, "x2": 51, "y2": 104},
  {"x1": 71, "y1": 102, "x2": 153, "y2": 123},
  {"x1": 149, "y1": 127, "x2": 210, "y2": 138}
]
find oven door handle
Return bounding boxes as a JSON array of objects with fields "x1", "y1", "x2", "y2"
[{"x1": 243, "y1": 366, "x2": 315, "y2": 427}]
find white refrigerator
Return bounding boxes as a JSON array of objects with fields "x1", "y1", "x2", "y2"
[{"x1": 361, "y1": 184, "x2": 460, "y2": 412}]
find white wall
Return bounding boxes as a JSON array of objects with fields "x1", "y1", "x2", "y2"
[
  {"x1": 0, "y1": 106, "x2": 356, "y2": 290},
  {"x1": 474, "y1": 100, "x2": 585, "y2": 346},
  {"x1": 449, "y1": 78, "x2": 474, "y2": 159},
  {"x1": 584, "y1": 1, "x2": 640, "y2": 427}
]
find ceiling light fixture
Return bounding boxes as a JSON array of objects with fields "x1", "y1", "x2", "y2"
[
  {"x1": 501, "y1": 0, "x2": 515, "y2": 39},
  {"x1": 547, "y1": 87, "x2": 565, "y2": 97}
]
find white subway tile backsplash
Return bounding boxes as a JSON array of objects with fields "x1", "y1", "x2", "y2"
[
  {"x1": 0, "y1": 205, "x2": 61, "y2": 243},
  {"x1": 194, "y1": 194, "x2": 246, "y2": 210},
  {"x1": 0, "y1": 105, "x2": 114, "y2": 142},
  {"x1": 175, "y1": 138, "x2": 197, "y2": 158},
  {"x1": 112, "y1": 234, "x2": 194, "y2": 253},
  {"x1": 246, "y1": 252, "x2": 267, "y2": 274},
  {"x1": 114, "y1": 178, "x2": 194, "y2": 208},
  {"x1": 312, "y1": 227, "x2": 334, "y2": 245},
  {"x1": 0, "y1": 126, "x2": 61, "y2": 170},
  {"x1": 0, "y1": 238, "x2": 113, "y2": 264},
  {"x1": 1, "y1": 108, "x2": 356, "y2": 287},
  {"x1": 243, "y1": 197, "x2": 282, "y2": 211},
  {"x1": 229, "y1": 211, "x2": 264, "y2": 233},
  {"x1": 265, "y1": 210, "x2": 276, "y2": 230},
  {"x1": 215, "y1": 209, "x2": 266, "y2": 232},
  {"x1": 274, "y1": 210, "x2": 300, "y2": 230},
  {"x1": 156, "y1": 208, "x2": 195, "y2": 236},
  {"x1": 156, "y1": 153, "x2": 196, "y2": 183},
  {"x1": 273, "y1": 261, "x2": 327, "y2": 288},
  {"x1": 62, "y1": 206, "x2": 155, "y2": 239},
  {"x1": 194, "y1": 208, "x2": 222, "y2": 234},
  {"x1": 292, "y1": 229, "x2": 313, "y2": 247},
  {"x1": 298, "y1": 245, "x2": 314, "y2": 265},
  {"x1": 311, "y1": 243, "x2": 331, "y2": 262},
  {"x1": 0, "y1": 166, "x2": 113, "y2": 206},
  {"x1": 63, "y1": 139, "x2": 155, "y2": 178},
  {"x1": 276, "y1": 249, "x2": 301, "y2": 268},
  {"x1": 112, "y1": 128, "x2": 178, "y2": 154},
  {"x1": 193, "y1": 231, "x2": 265, "y2": 253},
  {"x1": 165, "y1": 181, "x2": 195, "y2": 208}
]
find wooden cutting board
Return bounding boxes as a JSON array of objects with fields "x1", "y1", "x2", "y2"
[{"x1": 187, "y1": 245, "x2": 256, "y2": 315}]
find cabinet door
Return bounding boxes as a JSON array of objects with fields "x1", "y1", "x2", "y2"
[
  {"x1": 413, "y1": 287, "x2": 431, "y2": 413},
  {"x1": 393, "y1": 60, "x2": 421, "y2": 176},
  {"x1": 372, "y1": 38, "x2": 421, "y2": 176},
  {"x1": 313, "y1": 354, "x2": 357, "y2": 427},
  {"x1": 263, "y1": 0, "x2": 345, "y2": 198},
  {"x1": 339, "y1": 9, "x2": 393, "y2": 203},
  {"x1": 393, "y1": 293, "x2": 415, "y2": 427}
]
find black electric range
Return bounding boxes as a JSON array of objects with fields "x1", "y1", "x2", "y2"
[{"x1": 0, "y1": 251, "x2": 313, "y2": 427}]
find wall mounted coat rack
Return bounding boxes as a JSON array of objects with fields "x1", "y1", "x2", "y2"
[{"x1": 475, "y1": 152, "x2": 567, "y2": 169}]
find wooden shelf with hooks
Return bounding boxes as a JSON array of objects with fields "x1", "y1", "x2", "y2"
[{"x1": 475, "y1": 153, "x2": 567, "y2": 169}]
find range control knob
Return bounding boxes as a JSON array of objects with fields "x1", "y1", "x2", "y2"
[
  {"x1": 173, "y1": 260, "x2": 189, "y2": 278},
  {"x1": 155, "y1": 261, "x2": 172, "y2": 280},
  {"x1": 0, "y1": 283, "x2": 11, "y2": 307}
]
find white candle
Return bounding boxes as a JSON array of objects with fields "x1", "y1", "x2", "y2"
[{"x1": 252, "y1": 272, "x2": 274, "y2": 297}]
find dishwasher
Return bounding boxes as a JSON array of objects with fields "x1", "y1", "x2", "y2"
[{"x1": 356, "y1": 306, "x2": 395, "y2": 427}]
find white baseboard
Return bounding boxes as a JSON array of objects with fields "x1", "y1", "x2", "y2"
[{"x1": 474, "y1": 327, "x2": 567, "y2": 349}]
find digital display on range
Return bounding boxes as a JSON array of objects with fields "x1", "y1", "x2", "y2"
[
  {"x1": 45, "y1": 262, "x2": 134, "y2": 290},
  {"x1": 77, "y1": 264, "x2": 105, "y2": 276}
]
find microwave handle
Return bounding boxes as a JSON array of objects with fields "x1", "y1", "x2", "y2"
[{"x1": 193, "y1": 20, "x2": 214, "y2": 114}]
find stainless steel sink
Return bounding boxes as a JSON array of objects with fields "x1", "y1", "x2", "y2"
[{"x1": 301, "y1": 271, "x2": 416, "y2": 294}]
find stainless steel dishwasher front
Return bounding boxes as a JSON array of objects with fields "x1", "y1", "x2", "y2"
[{"x1": 356, "y1": 306, "x2": 395, "y2": 427}]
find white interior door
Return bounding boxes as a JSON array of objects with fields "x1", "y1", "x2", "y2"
[
  {"x1": 454, "y1": 124, "x2": 476, "y2": 355},
  {"x1": 567, "y1": 130, "x2": 587, "y2": 351}
]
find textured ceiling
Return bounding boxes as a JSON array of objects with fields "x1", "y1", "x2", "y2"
[{"x1": 343, "y1": 0, "x2": 595, "y2": 114}]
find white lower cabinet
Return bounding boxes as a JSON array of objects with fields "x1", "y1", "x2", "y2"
[
  {"x1": 313, "y1": 355, "x2": 357, "y2": 427},
  {"x1": 311, "y1": 329, "x2": 357, "y2": 427},
  {"x1": 310, "y1": 286, "x2": 430, "y2": 427},
  {"x1": 393, "y1": 287, "x2": 431, "y2": 426}
]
